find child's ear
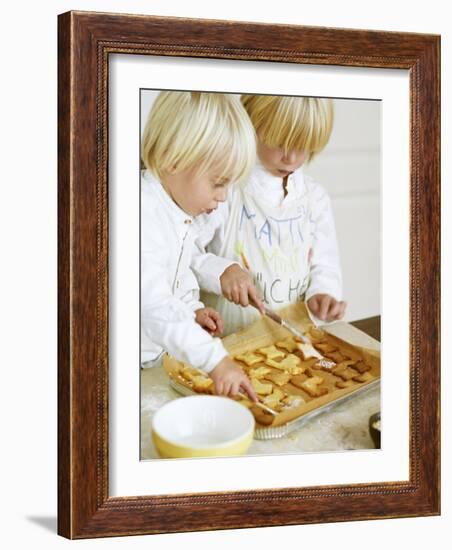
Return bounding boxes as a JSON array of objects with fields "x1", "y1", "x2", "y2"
[{"x1": 165, "y1": 164, "x2": 179, "y2": 175}]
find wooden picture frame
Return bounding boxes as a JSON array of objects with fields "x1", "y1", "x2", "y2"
[{"x1": 58, "y1": 11, "x2": 440, "y2": 539}]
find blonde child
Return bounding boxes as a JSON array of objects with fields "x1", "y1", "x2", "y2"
[
  {"x1": 141, "y1": 91, "x2": 262, "y2": 401},
  {"x1": 194, "y1": 94, "x2": 346, "y2": 335}
]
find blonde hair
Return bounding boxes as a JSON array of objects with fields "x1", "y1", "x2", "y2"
[
  {"x1": 241, "y1": 94, "x2": 334, "y2": 162},
  {"x1": 142, "y1": 91, "x2": 256, "y2": 183}
]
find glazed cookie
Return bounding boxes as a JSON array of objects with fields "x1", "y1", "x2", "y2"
[{"x1": 300, "y1": 375, "x2": 329, "y2": 397}]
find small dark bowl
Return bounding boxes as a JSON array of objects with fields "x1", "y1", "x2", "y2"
[{"x1": 369, "y1": 412, "x2": 381, "y2": 449}]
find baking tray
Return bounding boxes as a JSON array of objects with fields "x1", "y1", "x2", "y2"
[{"x1": 169, "y1": 376, "x2": 380, "y2": 440}]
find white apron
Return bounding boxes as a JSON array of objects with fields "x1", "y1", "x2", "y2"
[{"x1": 202, "y1": 169, "x2": 314, "y2": 335}]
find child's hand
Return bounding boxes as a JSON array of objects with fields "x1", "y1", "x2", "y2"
[
  {"x1": 307, "y1": 293, "x2": 347, "y2": 322},
  {"x1": 195, "y1": 307, "x2": 224, "y2": 336},
  {"x1": 220, "y1": 264, "x2": 265, "y2": 313},
  {"x1": 210, "y1": 357, "x2": 258, "y2": 402}
]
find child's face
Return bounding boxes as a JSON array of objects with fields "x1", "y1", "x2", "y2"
[
  {"x1": 257, "y1": 139, "x2": 306, "y2": 177},
  {"x1": 162, "y1": 165, "x2": 229, "y2": 217}
]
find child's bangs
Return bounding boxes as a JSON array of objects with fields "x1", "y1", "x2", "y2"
[
  {"x1": 143, "y1": 91, "x2": 256, "y2": 182},
  {"x1": 251, "y1": 96, "x2": 333, "y2": 161}
]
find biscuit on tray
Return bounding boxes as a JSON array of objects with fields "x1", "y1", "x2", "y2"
[
  {"x1": 251, "y1": 378, "x2": 273, "y2": 396},
  {"x1": 192, "y1": 375, "x2": 214, "y2": 392},
  {"x1": 332, "y1": 364, "x2": 356, "y2": 381},
  {"x1": 257, "y1": 345, "x2": 285, "y2": 360},
  {"x1": 335, "y1": 379, "x2": 355, "y2": 389},
  {"x1": 300, "y1": 375, "x2": 329, "y2": 397},
  {"x1": 248, "y1": 366, "x2": 271, "y2": 379},
  {"x1": 275, "y1": 338, "x2": 298, "y2": 353},
  {"x1": 265, "y1": 371, "x2": 291, "y2": 387},
  {"x1": 235, "y1": 351, "x2": 263, "y2": 366},
  {"x1": 314, "y1": 342, "x2": 337, "y2": 354},
  {"x1": 353, "y1": 371, "x2": 373, "y2": 383},
  {"x1": 265, "y1": 356, "x2": 303, "y2": 375},
  {"x1": 180, "y1": 366, "x2": 198, "y2": 382},
  {"x1": 262, "y1": 387, "x2": 285, "y2": 409},
  {"x1": 352, "y1": 360, "x2": 372, "y2": 374}
]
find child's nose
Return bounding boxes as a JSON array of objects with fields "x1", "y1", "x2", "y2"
[
  {"x1": 216, "y1": 187, "x2": 227, "y2": 202},
  {"x1": 284, "y1": 150, "x2": 297, "y2": 164}
]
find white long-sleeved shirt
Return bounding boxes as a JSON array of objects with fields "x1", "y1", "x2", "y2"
[
  {"x1": 140, "y1": 170, "x2": 235, "y2": 371},
  {"x1": 193, "y1": 163, "x2": 343, "y2": 335}
]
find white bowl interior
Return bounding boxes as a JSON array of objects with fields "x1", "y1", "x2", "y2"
[{"x1": 152, "y1": 395, "x2": 254, "y2": 448}]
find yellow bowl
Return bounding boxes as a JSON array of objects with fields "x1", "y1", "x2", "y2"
[{"x1": 151, "y1": 395, "x2": 255, "y2": 458}]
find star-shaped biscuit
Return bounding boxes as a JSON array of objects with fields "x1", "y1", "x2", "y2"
[
  {"x1": 235, "y1": 351, "x2": 263, "y2": 366},
  {"x1": 275, "y1": 338, "x2": 298, "y2": 353},
  {"x1": 257, "y1": 345, "x2": 286, "y2": 360},
  {"x1": 300, "y1": 375, "x2": 329, "y2": 397},
  {"x1": 251, "y1": 378, "x2": 273, "y2": 396}
]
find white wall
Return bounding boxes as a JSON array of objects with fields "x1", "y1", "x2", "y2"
[
  {"x1": 1, "y1": 1, "x2": 450, "y2": 549},
  {"x1": 306, "y1": 99, "x2": 381, "y2": 320}
]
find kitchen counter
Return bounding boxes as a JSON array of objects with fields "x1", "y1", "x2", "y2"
[{"x1": 141, "y1": 317, "x2": 381, "y2": 460}]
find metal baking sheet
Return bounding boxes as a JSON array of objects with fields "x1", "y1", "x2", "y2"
[{"x1": 168, "y1": 377, "x2": 380, "y2": 440}]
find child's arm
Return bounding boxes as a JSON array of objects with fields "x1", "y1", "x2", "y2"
[
  {"x1": 191, "y1": 202, "x2": 265, "y2": 312},
  {"x1": 305, "y1": 184, "x2": 345, "y2": 320},
  {"x1": 142, "y1": 243, "x2": 226, "y2": 373},
  {"x1": 142, "y1": 234, "x2": 257, "y2": 401}
]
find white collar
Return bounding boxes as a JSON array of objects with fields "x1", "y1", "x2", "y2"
[
  {"x1": 142, "y1": 169, "x2": 195, "y2": 225},
  {"x1": 249, "y1": 161, "x2": 305, "y2": 199}
]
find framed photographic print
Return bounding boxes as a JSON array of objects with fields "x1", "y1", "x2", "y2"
[
  {"x1": 58, "y1": 11, "x2": 440, "y2": 538},
  {"x1": 138, "y1": 89, "x2": 382, "y2": 462}
]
